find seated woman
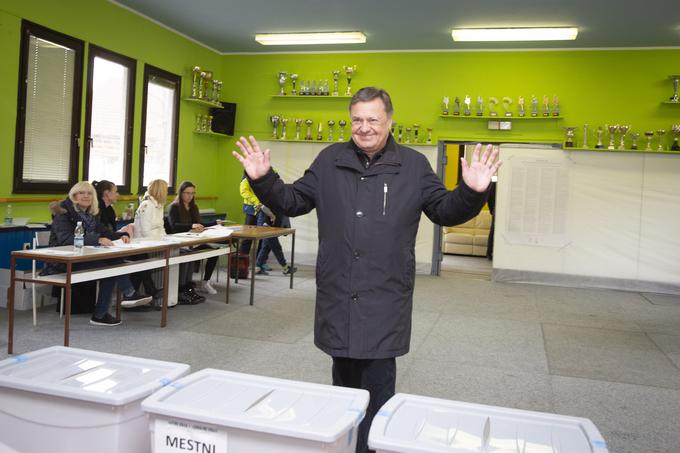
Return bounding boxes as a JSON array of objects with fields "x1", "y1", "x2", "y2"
[
  {"x1": 94, "y1": 180, "x2": 161, "y2": 304},
  {"x1": 135, "y1": 179, "x2": 204, "y2": 305},
  {"x1": 45, "y1": 181, "x2": 151, "y2": 326},
  {"x1": 167, "y1": 181, "x2": 219, "y2": 296}
]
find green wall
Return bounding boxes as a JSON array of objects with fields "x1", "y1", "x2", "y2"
[
  {"x1": 0, "y1": 0, "x2": 228, "y2": 221},
  {"x1": 2, "y1": 0, "x2": 680, "y2": 224}
]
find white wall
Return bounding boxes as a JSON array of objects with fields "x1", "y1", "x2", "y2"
[
  {"x1": 260, "y1": 141, "x2": 438, "y2": 270},
  {"x1": 493, "y1": 144, "x2": 680, "y2": 293}
]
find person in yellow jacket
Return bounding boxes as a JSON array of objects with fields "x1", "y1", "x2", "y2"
[{"x1": 239, "y1": 174, "x2": 261, "y2": 254}]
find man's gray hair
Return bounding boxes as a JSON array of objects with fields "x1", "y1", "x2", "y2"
[{"x1": 349, "y1": 87, "x2": 394, "y2": 117}]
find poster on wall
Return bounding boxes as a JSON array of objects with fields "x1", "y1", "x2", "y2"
[{"x1": 500, "y1": 145, "x2": 570, "y2": 248}]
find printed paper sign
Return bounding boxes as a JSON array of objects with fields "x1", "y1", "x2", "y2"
[{"x1": 154, "y1": 419, "x2": 227, "y2": 453}]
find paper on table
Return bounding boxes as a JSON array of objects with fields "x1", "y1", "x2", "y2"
[{"x1": 38, "y1": 249, "x2": 76, "y2": 256}]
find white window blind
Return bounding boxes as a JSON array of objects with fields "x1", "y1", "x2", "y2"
[
  {"x1": 142, "y1": 75, "x2": 177, "y2": 187},
  {"x1": 87, "y1": 57, "x2": 130, "y2": 184},
  {"x1": 22, "y1": 36, "x2": 76, "y2": 183}
]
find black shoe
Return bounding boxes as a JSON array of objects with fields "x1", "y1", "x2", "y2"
[
  {"x1": 186, "y1": 287, "x2": 206, "y2": 303},
  {"x1": 178, "y1": 290, "x2": 197, "y2": 305},
  {"x1": 282, "y1": 264, "x2": 298, "y2": 275},
  {"x1": 121, "y1": 290, "x2": 152, "y2": 308},
  {"x1": 90, "y1": 313, "x2": 121, "y2": 326}
]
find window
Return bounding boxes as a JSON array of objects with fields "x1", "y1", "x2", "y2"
[
  {"x1": 83, "y1": 45, "x2": 136, "y2": 193},
  {"x1": 139, "y1": 64, "x2": 180, "y2": 193},
  {"x1": 13, "y1": 21, "x2": 84, "y2": 193}
]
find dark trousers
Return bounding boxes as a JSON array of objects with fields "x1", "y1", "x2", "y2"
[
  {"x1": 332, "y1": 357, "x2": 396, "y2": 453},
  {"x1": 239, "y1": 213, "x2": 258, "y2": 253}
]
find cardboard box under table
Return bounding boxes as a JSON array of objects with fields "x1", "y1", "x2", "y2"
[
  {"x1": 0, "y1": 346, "x2": 190, "y2": 453},
  {"x1": 141, "y1": 368, "x2": 369, "y2": 453},
  {"x1": 368, "y1": 393, "x2": 609, "y2": 453}
]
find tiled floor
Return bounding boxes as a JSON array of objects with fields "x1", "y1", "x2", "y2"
[{"x1": 2, "y1": 261, "x2": 680, "y2": 453}]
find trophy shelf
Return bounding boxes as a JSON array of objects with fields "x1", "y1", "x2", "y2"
[
  {"x1": 565, "y1": 146, "x2": 680, "y2": 155},
  {"x1": 184, "y1": 97, "x2": 223, "y2": 108},
  {"x1": 439, "y1": 115, "x2": 563, "y2": 120},
  {"x1": 271, "y1": 95, "x2": 352, "y2": 99},
  {"x1": 193, "y1": 130, "x2": 230, "y2": 138},
  {"x1": 662, "y1": 101, "x2": 680, "y2": 105}
]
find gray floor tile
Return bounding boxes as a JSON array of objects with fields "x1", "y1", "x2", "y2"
[
  {"x1": 543, "y1": 323, "x2": 680, "y2": 389},
  {"x1": 417, "y1": 314, "x2": 549, "y2": 374},
  {"x1": 552, "y1": 375, "x2": 680, "y2": 453},
  {"x1": 399, "y1": 358, "x2": 554, "y2": 412}
]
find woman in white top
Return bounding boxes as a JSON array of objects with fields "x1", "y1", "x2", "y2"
[{"x1": 135, "y1": 179, "x2": 168, "y2": 239}]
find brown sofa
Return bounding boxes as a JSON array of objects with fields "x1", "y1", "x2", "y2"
[{"x1": 442, "y1": 210, "x2": 492, "y2": 256}]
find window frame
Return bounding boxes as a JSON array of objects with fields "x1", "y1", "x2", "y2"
[
  {"x1": 138, "y1": 64, "x2": 180, "y2": 195},
  {"x1": 83, "y1": 44, "x2": 136, "y2": 194},
  {"x1": 13, "y1": 20, "x2": 85, "y2": 194}
]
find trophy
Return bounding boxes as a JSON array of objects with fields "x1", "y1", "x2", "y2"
[
  {"x1": 502, "y1": 97, "x2": 513, "y2": 117},
  {"x1": 453, "y1": 96, "x2": 461, "y2": 115},
  {"x1": 198, "y1": 70, "x2": 206, "y2": 99},
  {"x1": 299, "y1": 80, "x2": 307, "y2": 95},
  {"x1": 672, "y1": 125, "x2": 680, "y2": 151},
  {"x1": 214, "y1": 80, "x2": 222, "y2": 103},
  {"x1": 343, "y1": 65, "x2": 356, "y2": 96},
  {"x1": 530, "y1": 95, "x2": 539, "y2": 117},
  {"x1": 191, "y1": 66, "x2": 202, "y2": 98},
  {"x1": 323, "y1": 80, "x2": 329, "y2": 96},
  {"x1": 304, "y1": 119, "x2": 313, "y2": 140},
  {"x1": 290, "y1": 74, "x2": 299, "y2": 95},
  {"x1": 338, "y1": 120, "x2": 347, "y2": 141},
  {"x1": 564, "y1": 127, "x2": 576, "y2": 148},
  {"x1": 202, "y1": 71, "x2": 213, "y2": 101},
  {"x1": 630, "y1": 133, "x2": 640, "y2": 150},
  {"x1": 657, "y1": 130, "x2": 666, "y2": 151},
  {"x1": 476, "y1": 96, "x2": 484, "y2": 116},
  {"x1": 327, "y1": 120, "x2": 335, "y2": 141},
  {"x1": 294, "y1": 118, "x2": 303, "y2": 140},
  {"x1": 405, "y1": 127, "x2": 412, "y2": 143},
  {"x1": 595, "y1": 126, "x2": 605, "y2": 149},
  {"x1": 426, "y1": 128, "x2": 433, "y2": 144},
  {"x1": 391, "y1": 124, "x2": 395, "y2": 136},
  {"x1": 463, "y1": 95, "x2": 472, "y2": 116},
  {"x1": 398, "y1": 125, "x2": 403, "y2": 142},
  {"x1": 518, "y1": 96, "x2": 526, "y2": 117},
  {"x1": 202, "y1": 114, "x2": 211, "y2": 132},
  {"x1": 270, "y1": 115, "x2": 280, "y2": 139},
  {"x1": 618, "y1": 125, "x2": 629, "y2": 149},
  {"x1": 552, "y1": 96, "x2": 560, "y2": 116},
  {"x1": 311, "y1": 80, "x2": 318, "y2": 96},
  {"x1": 332, "y1": 70, "x2": 340, "y2": 96},
  {"x1": 195, "y1": 113, "x2": 203, "y2": 132},
  {"x1": 644, "y1": 131, "x2": 654, "y2": 150},
  {"x1": 413, "y1": 124, "x2": 420, "y2": 143},
  {"x1": 277, "y1": 71, "x2": 287, "y2": 95},
  {"x1": 488, "y1": 97, "x2": 498, "y2": 116},
  {"x1": 607, "y1": 125, "x2": 619, "y2": 150},
  {"x1": 582, "y1": 124, "x2": 589, "y2": 148},
  {"x1": 669, "y1": 75, "x2": 680, "y2": 102},
  {"x1": 542, "y1": 95, "x2": 550, "y2": 117},
  {"x1": 442, "y1": 96, "x2": 450, "y2": 115},
  {"x1": 280, "y1": 118, "x2": 289, "y2": 140},
  {"x1": 317, "y1": 122, "x2": 323, "y2": 141}
]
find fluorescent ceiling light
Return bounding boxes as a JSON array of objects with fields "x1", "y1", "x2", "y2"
[
  {"x1": 451, "y1": 27, "x2": 578, "y2": 42},
  {"x1": 255, "y1": 32, "x2": 366, "y2": 46}
]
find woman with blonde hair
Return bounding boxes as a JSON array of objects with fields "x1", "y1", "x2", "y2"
[
  {"x1": 44, "y1": 181, "x2": 151, "y2": 326},
  {"x1": 134, "y1": 179, "x2": 168, "y2": 239}
]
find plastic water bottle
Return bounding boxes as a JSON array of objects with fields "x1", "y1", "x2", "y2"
[
  {"x1": 74, "y1": 221, "x2": 85, "y2": 253},
  {"x1": 4, "y1": 204, "x2": 12, "y2": 225}
]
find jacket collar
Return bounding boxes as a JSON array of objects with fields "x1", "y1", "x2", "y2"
[{"x1": 335, "y1": 134, "x2": 401, "y2": 175}]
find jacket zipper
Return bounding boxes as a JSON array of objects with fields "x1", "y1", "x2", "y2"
[{"x1": 383, "y1": 183, "x2": 388, "y2": 216}]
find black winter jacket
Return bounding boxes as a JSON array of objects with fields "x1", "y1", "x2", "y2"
[
  {"x1": 250, "y1": 135, "x2": 488, "y2": 359},
  {"x1": 43, "y1": 199, "x2": 123, "y2": 274}
]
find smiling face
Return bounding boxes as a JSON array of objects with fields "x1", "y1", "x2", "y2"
[
  {"x1": 350, "y1": 98, "x2": 393, "y2": 157},
  {"x1": 74, "y1": 189, "x2": 94, "y2": 209}
]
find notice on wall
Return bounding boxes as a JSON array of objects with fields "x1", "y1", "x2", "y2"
[
  {"x1": 503, "y1": 157, "x2": 570, "y2": 247},
  {"x1": 154, "y1": 419, "x2": 227, "y2": 453}
]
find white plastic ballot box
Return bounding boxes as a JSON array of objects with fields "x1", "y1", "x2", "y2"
[
  {"x1": 368, "y1": 393, "x2": 609, "y2": 453},
  {"x1": 141, "y1": 368, "x2": 370, "y2": 453},
  {"x1": 0, "y1": 346, "x2": 190, "y2": 453}
]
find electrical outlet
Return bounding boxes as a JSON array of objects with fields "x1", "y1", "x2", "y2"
[{"x1": 23, "y1": 242, "x2": 32, "y2": 250}]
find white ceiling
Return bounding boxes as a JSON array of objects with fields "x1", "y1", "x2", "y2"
[{"x1": 111, "y1": 0, "x2": 680, "y2": 54}]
